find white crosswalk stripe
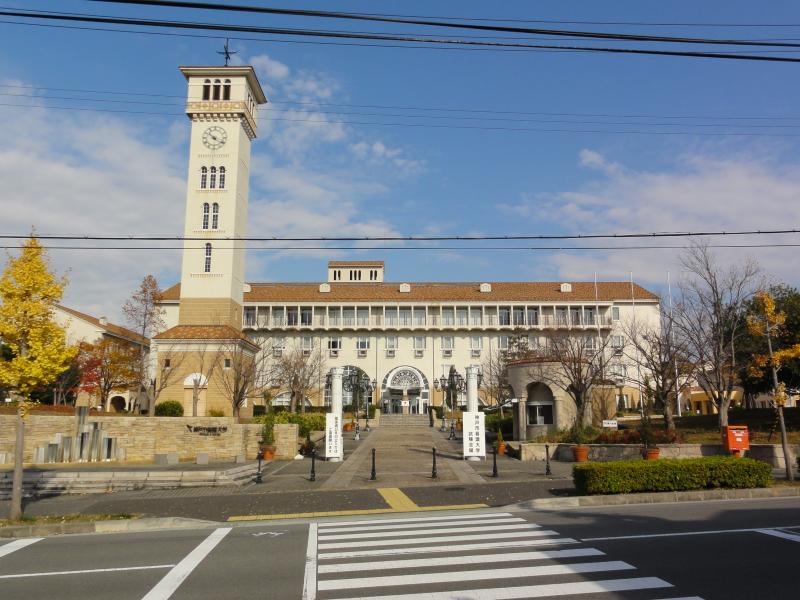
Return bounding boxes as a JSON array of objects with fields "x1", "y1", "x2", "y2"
[{"x1": 308, "y1": 511, "x2": 704, "y2": 600}]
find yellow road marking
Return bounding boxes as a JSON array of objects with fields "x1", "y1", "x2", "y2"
[
  {"x1": 377, "y1": 488, "x2": 419, "y2": 511},
  {"x1": 226, "y1": 503, "x2": 489, "y2": 522}
]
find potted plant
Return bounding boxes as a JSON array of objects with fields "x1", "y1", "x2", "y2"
[
  {"x1": 569, "y1": 425, "x2": 590, "y2": 463},
  {"x1": 260, "y1": 420, "x2": 276, "y2": 460},
  {"x1": 495, "y1": 429, "x2": 506, "y2": 455}
]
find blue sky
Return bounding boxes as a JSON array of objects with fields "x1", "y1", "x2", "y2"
[{"x1": 2, "y1": 1, "x2": 800, "y2": 320}]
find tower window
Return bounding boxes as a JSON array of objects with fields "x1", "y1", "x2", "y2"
[
  {"x1": 223, "y1": 79, "x2": 231, "y2": 101},
  {"x1": 202, "y1": 79, "x2": 211, "y2": 101},
  {"x1": 212, "y1": 203, "x2": 219, "y2": 229},
  {"x1": 218, "y1": 166, "x2": 226, "y2": 189},
  {"x1": 204, "y1": 243, "x2": 212, "y2": 272},
  {"x1": 212, "y1": 79, "x2": 221, "y2": 100},
  {"x1": 202, "y1": 203, "x2": 210, "y2": 230},
  {"x1": 209, "y1": 166, "x2": 217, "y2": 189},
  {"x1": 200, "y1": 166, "x2": 208, "y2": 189}
]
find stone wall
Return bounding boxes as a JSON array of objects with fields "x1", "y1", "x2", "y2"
[
  {"x1": 273, "y1": 423, "x2": 299, "y2": 460},
  {"x1": 0, "y1": 415, "x2": 262, "y2": 464},
  {"x1": 517, "y1": 442, "x2": 798, "y2": 468}
]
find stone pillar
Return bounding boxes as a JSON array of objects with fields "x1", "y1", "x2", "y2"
[
  {"x1": 466, "y1": 366, "x2": 480, "y2": 414},
  {"x1": 330, "y1": 367, "x2": 344, "y2": 462},
  {"x1": 515, "y1": 398, "x2": 527, "y2": 442},
  {"x1": 402, "y1": 389, "x2": 409, "y2": 414}
]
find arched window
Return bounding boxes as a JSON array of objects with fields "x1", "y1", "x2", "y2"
[
  {"x1": 202, "y1": 203, "x2": 210, "y2": 230},
  {"x1": 223, "y1": 79, "x2": 231, "y2": 101},
  {"x1": 212, "y1": 79, "x2": 221, "y2": 100},
  {"x1": 202, "y1": 79, "x2": 211, "y2": 101},
  {"x1": 209, "y1": 166, "x2": 217, "y2": 189},
  {"x1": 204, "y1": 243, "x2": 212, "y2": 273},
  {"x1": 218, "y1": 166, "x2": 226, "y2": 189},
  {"x1": 211, "y1": 203, "x2": 219, "y2": 229},
  {"x1": 200, "y1": 166, "x2": 208, "y2": 189}
]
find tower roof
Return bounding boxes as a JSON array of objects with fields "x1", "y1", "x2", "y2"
[{"x1": 179, "y1": 65, "x2": 268, "y2": 104}]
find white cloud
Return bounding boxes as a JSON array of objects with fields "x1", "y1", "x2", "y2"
[{"x1": 250, "y1": 54, "x2": 290, "y2": 81}]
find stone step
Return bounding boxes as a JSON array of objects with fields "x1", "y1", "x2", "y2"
[{"x1": 379, "y1": 415, "x2": 431, "y2": 427}]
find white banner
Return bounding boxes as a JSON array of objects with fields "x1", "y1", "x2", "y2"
[
  {"x1": 463, "y1": 411, "x2": 486, "y2": 458},
  {"x1": 325, "y1": 413, "x2": 343, "y2": 460}
]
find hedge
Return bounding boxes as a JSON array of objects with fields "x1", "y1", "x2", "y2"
[
  {"x1": 252, "y1": 412, "x2": 326, "y2": 441},
  {"x1": 573, "y1": 456, "x2": 772, "y2": 495},
  {"x1": 154, "y1": 400, "x2": 184, "y2": 417}
]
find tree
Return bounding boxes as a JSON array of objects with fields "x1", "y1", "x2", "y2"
[
  {"x1": 78, "y1": 338, "x2": 138, "y2": 410},
  {"x1": 184, "y1": 345, "x2": 221, "y2": 417},
  {"x1": 525, "y1": 332, "x2": 612, "y2": 433},
  {"x1": 0, "y1": 237, "x2": 77, "y2": 520},
  {"x1": 676, "y1": 242, "x2": 762, "y2": 427},
  {"x1": 214, "y1": 340, "x2": 267, "y2": 418},
  {"x1": 481, "y1": 344, "x2": 509, "y2": 417},
  {"x1": 272, "y1": 342, "x2": 326, "y2": 413},
  {"x1": 122, "y1": 275, "x2": 164, "y2": 413},
  {"x1": 621, "y1": 306, "x2": 689, "y2": 431},
  {"x1": 746, "y1": 290, "x2": 799, "y2": 481}
]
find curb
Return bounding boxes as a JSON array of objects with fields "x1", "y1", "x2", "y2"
[
  {"x1": 0, "y1": 517, "x2": 219, "y2": 539},
  {"x1": 517, "y1": 485, "x2": 800, "y2": 510}
]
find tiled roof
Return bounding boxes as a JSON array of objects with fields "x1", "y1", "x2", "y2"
[
  {"x1": 160, "y1": 281, "x2": 658, "y2": 303},
  {"x1": 327, "y1": 260, "x2": 385, "y2": 267},
  {"x1": 57, "y1": 305, "x2": 149, "y2": 346},
  {"x1": 154, "y1": 324, "x2": 252, "y2": 342}
]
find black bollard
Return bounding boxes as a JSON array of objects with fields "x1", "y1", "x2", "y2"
[
  {"x1": 255, "y1": 451, "x2": 264, "y2": 484},
  {"x1": 545, "y1": 443, "x2": 552, "y2": 476},
  {"x1": 449, "y1": 421, "x2": 456, "y2": 441},
  {"x1": 431, "y1": 447, "x2": 438, "y2": 479},
  {"x1": 370, "y1": 448, "x2": 377, "y2": 481},
  {"x1": 491, "y1": 444, "x2": 498, "y2": 478},
  {"x1": 310, "y1": 448, "x2": 317, "y2": 482}
]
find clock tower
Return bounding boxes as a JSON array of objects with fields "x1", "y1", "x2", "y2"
[{"x1": 177, "y1": 66, "x2": 267, "y2": 329}]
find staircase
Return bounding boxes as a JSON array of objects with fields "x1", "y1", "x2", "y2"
[{"x1": 379, "y1": 414, "x2": 431, "y2": 428}]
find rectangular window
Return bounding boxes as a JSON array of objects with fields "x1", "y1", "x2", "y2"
[
  {"x1": 272, "y1": 308, "x2": 285, "y2": 326},
  {"x1": 610, "y1": 364, "x2": 626, "y2": 379},
  {"x1": 612, "y1": 306, "x2": 620, "y2": 321},
  {"x1": 470, "y1": 308, "x2": 482, "y2": 326},
  {"x1": 301, "y1": 307, "x2": 313, "y2": 326},
  {"x1": 273, "y1": 336, "x2": 285, "y2": 349},
  {"x1": 585, "y1": 336, "x2": 597, "y2": 351},
  {"x1": 287, "y1": 307, "x2": 299, "y2": 326},
  {"x1": 301, "y1": 336, "x2": 313, "y2": 351},
  {"x1": 385, "y1": 308, "x2": 398, "y2": 326},
  {"x1": 413, "y1": 336, "x2": 426, "y2": 350},
  {"x1": 527, "y1": 404, "x2": 554, "y2": 425},
  {"x1": 442, "y1": 308, "x2": 455, "y2": 326},
  {"x1": 385, "y1": 336, "x2": 397, "y2": 350},
  {"x1": 327, "y1": 337, "x2": 342, "y2": 350},
  {"x1": 224, "y1": 358, "x2": 232, "y2": 369},
  {"x1": 357, "y1": 337, "x2": 370, "y2": 350},
  {"x1": 556, "y1": 308, "x2": 568, "y2": 326},
  {"x1": 244, "y1": 307, "x2": 256, "y2": 327},
  {"x1": 498, "y1": 336, "x2": 509, "y2": 350},
  {"x1": 163, "y1": 358, "x2": 171, "y2": 369},
  {"x1": 513, "y1": 307, "x2": 525, "y2": 326},
  {"x1": 526, "y1": 307, "x2": 539, "y2": 326},
  {"x1": 499, "y1": 307, "x2": 511, "y2": 326},
  {"x1": 204, "y1": 243, "x2": 212, "y2": 273},
  {"x1": 470, "y1": 336, "x2": 483, "y2": 350},
  {"x1": 441, "y1": 336, "x2": 454, "y2": 350},
  {"x1": 456, "y1": 308, "x2": 468, "y2": 326},
  {"x1": 611, "y1": 335, "x2": 625, "y2": 348}
]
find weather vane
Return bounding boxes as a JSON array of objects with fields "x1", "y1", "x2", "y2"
[{"x1": 217, "y1": 38, "x2": 237, "y2": 66}]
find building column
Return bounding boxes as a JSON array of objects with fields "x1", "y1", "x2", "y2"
[
  {"x1": 330, "y1": 367, "x2": 344, "y2": 462},
  {"x1": 402, "y1": 389, "x2": 409, "y2": 414},
  {"x1": 465, "y1": 366, "x2": 480, "y2": 414},
  {"x1": 516, "y1": 398, "x2": 527, "y2": 442}
]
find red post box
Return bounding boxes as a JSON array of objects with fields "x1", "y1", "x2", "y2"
[{"x1": 722, "y1": 425, "x2": 749, "y2": 457}]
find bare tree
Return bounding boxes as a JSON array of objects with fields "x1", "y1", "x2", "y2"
[
  {"x1": 481, "y1": 344, "x2": 509, "y2": 417},
  {"x1": 525, "y1": 333, "x2": 612, "y2": 431},
  {"x1": 272, "y1": 341, "x2": 326, "y2": 413},
  {"x1": 149, "y1": 345, "x2": 186, "y2": 418},
  {"x1": 214, "y1": 339, "x2": 269, "y2": 419},
  {"x1": 621, "y1": 307, "x2": 690, "y2": 431},
  {"x1": 122, "y1": 275, "x2": 165, "y2": 413},
  {"x1": 676, "y1": 242, "x2": 762, "y2": 426},
  {"x1": 184, "y1": 345, "x2": 221, "y2": 417}
]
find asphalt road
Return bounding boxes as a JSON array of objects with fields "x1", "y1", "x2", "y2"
[{"x1": 1, "y1": 497, "x2": 799, "y2": 599}]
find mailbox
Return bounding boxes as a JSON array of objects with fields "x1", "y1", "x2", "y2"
[{"x1": 722, "y1": 425, "x2": 749, "y2": 456}]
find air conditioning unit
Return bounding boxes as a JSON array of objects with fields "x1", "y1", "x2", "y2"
[
  {"x1": 613, "y1": 347, "x2": 623, "y2": 355},
  {"x1": 414, "y1": 349, "x2": 424, "y2": 358},
  {"x1": 442, "y1": 349, "x2": 453, "y2": 357},
  {"x1": 471, "y1": 349, "x2": 481, "y2": 357},
  {"x1": 358, "y1": 349, "x2": 368, "y2": 358},
  {"x1": 329, "y1": 349, "x2": 339, "y2": 358},
  {"x1": 272, "y1": 348, "x2": 283, "y2": 357},
  {"x1": 302, "y1": 349, "x2": 311, "y2": 356},
  {"x1": 386, "y1": 349, "x2": 396, "y2": 358}
]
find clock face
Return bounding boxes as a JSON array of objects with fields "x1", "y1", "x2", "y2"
[{"x1": 202, "y1": 126, "x2": 227, "y2": 150}]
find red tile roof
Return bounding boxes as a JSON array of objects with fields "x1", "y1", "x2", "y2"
[{"x1": 57, "y1": 305, "x2": 149, "y2": 346}]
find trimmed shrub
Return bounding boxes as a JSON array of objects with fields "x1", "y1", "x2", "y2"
[
  {"x1": 595, "y1": 428, "x2": 681, "y2": 445},
  {"x1": 154, "y1": 401, "x2": 184, "y2": 417},
  {"x1": 573, "y1": 456, "x2": 772, "y2": 495},
  {"x1": 485, "y1": 414, "x2": 514, "y2": 439},
  {"x1": 252, "y1": 412, "x2": 326, "y2": 439},
  {"x1": 208, "y1": 409, "x2": 225, "y2": 417}
]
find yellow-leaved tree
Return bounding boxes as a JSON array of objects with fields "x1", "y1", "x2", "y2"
[{"x1": 0, "y1": 236, "x2": 77, "y2": 519}]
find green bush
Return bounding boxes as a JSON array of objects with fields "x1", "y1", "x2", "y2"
[
  {"x1": 485, "y1": 414, "x2": 513, "y2": 438},
  {"x1": 252, "y1": 412, "x2": 326, "y2": 439},
  {"x1": 208, "y1": 409, "x2": 225, "y2": 417},
  {"x1": 154, "y1": 400, "x2": 184, "y2": 417},
  {"x1": 573, "y1": 456, "x2": 772, "y2": 495}
]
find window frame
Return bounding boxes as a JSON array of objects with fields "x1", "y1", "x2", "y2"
[{"x1": 204, "y1": 243, "x2": 212, "y2": 272}]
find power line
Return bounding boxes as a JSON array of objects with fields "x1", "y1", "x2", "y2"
[
  {"x1": 2, "y1": 229, "x2": 798, "y2": 242},
  {"x1": 3, "y1": 9, "x2": 800, "y2": 63},
  {"x1": 87, "y1": 1, "x2": 800, "y2": 49}
]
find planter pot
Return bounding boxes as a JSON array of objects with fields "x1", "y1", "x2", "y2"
[
  {"x1": 572, "y1": 445, "x2": 590, "y2": 463},
  {"x1": 496, "y1": 443, "x2": 506, "y2": 456},
  {"x1": 644, "y1": 447, "x2": 661, "y2": 460},
  {"x1": 260, "y1": 446, "x2": 275, "y2": 460},
  {"x1": 343, "y1": 422, "x2": 354, "y2": 432}
]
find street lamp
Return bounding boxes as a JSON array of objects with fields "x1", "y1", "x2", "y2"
[
  {"x1": 342, "y1": 371, "x2": 373, "y2": 440},
  {"x1": 433, "y1": 366, "x2": 466, "y2": 439}
]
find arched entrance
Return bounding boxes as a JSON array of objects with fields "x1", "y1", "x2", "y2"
[
  {"x1": 526, "y1": 382, "x2": 555, "y2": 426},
  {"x1": 109, "y1": 395, "x2": 126, "y2": 413},
  {"x1": 183, "y1": 373, "x2": 208, "y2": 416},
  {"x1": 381, "y1": 366, "x2": 430, "y2": 415}
]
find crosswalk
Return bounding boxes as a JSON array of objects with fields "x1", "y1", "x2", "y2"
[{"x1": 304, "y1": 511, "x2": 702, "y2": 600}]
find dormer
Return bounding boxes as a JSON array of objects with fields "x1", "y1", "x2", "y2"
[
  {"x1": 560, "y1": 283, "x2": 573, "y2": 293},
  {"x1": 479, "y1": 283, "x2": 492, "y2": 293},
  {"x1": 327, "y1": 260, "x2": 385, "y2": 283}
]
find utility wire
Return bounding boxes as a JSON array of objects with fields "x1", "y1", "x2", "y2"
[
  {"x1": 3, "y1": 9, "x2": 800, "y2": 62},
  {"x1": 87, "y1": 1, "x2": 800, "y2": 49},
  {"x1": 2, "y1": 229, "x2": 798, "y2": 242}
]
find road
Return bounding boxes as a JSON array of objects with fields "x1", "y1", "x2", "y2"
[{"x1": 1, "y1": 497, "x2": 798, "y2": 599}]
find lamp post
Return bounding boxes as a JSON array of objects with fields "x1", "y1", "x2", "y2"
[
  {"x1": 342, "y1": 371, "x2": 373, "y2": 441},
  {"x1": 366, "y1": 378, "x2": 377, "y2": 432},
  {"x1": 433, "y1": 366, "x2": 467, "y2": 439}
]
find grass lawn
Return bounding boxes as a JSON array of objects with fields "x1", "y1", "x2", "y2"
[{"x1": 0, "y1": 513, "x2": 135, "y2": 528}]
